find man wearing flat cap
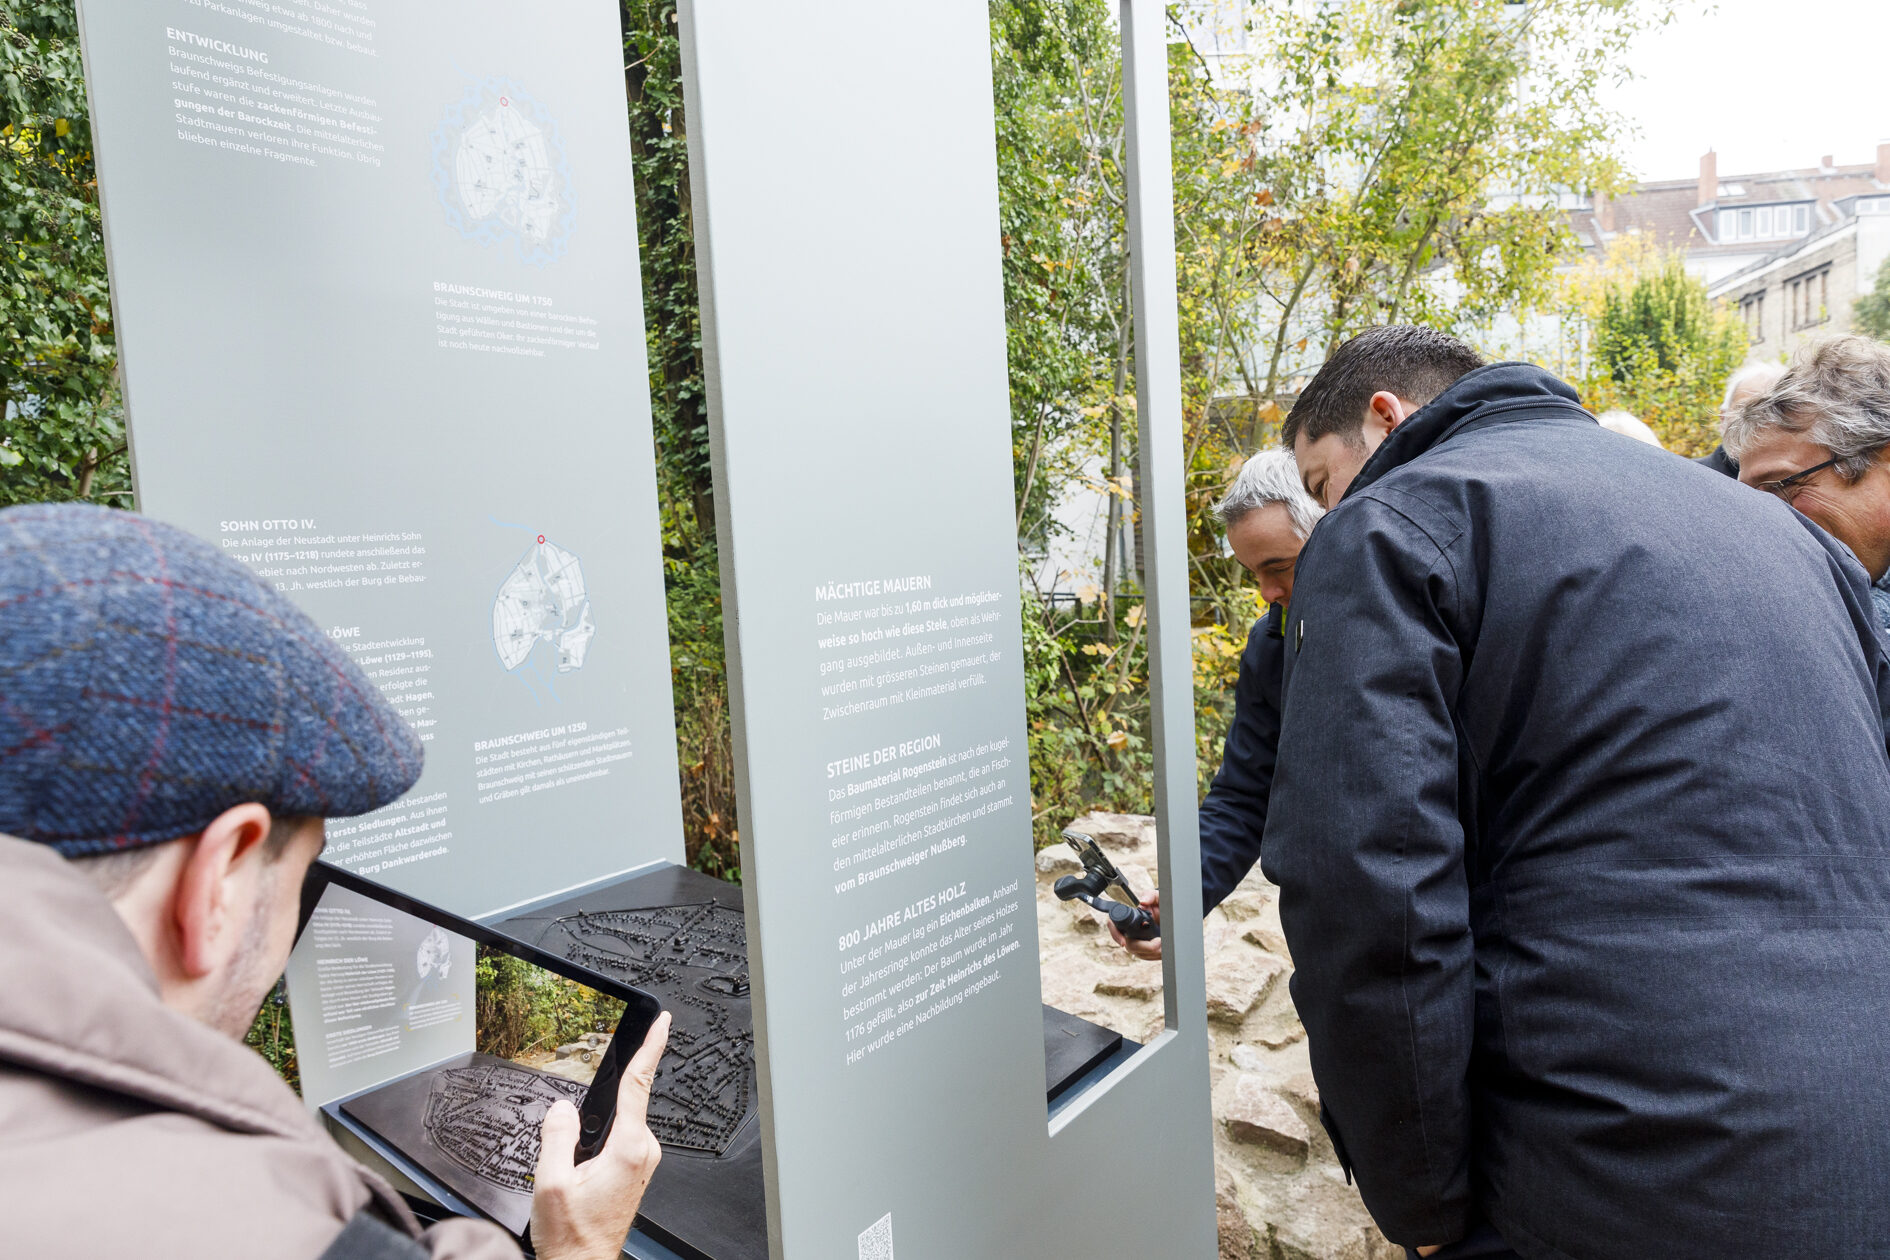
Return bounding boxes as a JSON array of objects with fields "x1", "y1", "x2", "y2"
[{"x1": 0, "y1": 503, "x2": 670, "y2": 1260}]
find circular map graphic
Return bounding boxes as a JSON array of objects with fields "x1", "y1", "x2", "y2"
[{"x1": 429, "y1": 79, "x2": 575, "y2": 266}]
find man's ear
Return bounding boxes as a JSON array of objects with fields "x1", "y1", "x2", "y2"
[
  {"x1": 1364, "y1": 391, "x2": 1411, "y2": 443},
  {"x1": 172, "y1": 802, "x2": 274, "y2": 980}
]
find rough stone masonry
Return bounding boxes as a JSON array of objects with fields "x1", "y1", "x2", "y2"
[{"x1": 1037, "y1": 812, "x2": 1401, "y2": 1260}]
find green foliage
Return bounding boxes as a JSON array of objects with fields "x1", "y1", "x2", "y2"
[
  {"x1": 1021, "y1": 596, "x2": 1154, "y2": 838},
  {"x1": 623, "y1": 0, "x2": 710, "y2": 520},
  {"x1": 619, "y1": 1, "x2": 738, "y2": 883},
  {"x1": 993, "y1": 10, "x2": 1285, "y2": 839},
  {"x1": 991, "y1": 0, "x2": 1127, "y2": 550},
  {"x1": 1584, "y1": 249, "x2": 1747, "y2": 455},
  {"x1": 1854, "y1": 254, "x2": 1890, "y2": 343},
  {"x1": 0, "y1": 2, "x2": 127, "y2": 506},
  {"x1": 664, "y1": 501, "x2": 738, "y2": 881},
  {"x1": 474, "y1": 946, "x2": 625, "y2": 1061},
  {"x1": 244, "y1": 986, "x2": 300, "y2": 1095}
]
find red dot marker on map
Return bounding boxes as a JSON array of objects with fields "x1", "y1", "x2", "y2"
[
  {"x1": 500, "y1": 96, "x2": 510, "y2": 107},
  {"x1": 537, "y1": 534, "x2": 546, "y2": 544}
]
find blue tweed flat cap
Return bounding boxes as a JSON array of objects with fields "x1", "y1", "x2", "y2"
[{"x1": 0, "y1": 503, "x2": 423, "y2": 856}]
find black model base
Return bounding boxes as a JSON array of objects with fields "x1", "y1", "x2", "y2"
[{"x1": 1043, "y1": 1004, "x2": 1124, "y2": 1105}]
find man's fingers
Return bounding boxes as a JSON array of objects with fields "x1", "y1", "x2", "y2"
[
  {"x1": 613, "y1": 1010, "x2": 671, "y2": 1129},
  {"x1": 536, "y1": 1098, "x2": 579, "y2": 1188}
]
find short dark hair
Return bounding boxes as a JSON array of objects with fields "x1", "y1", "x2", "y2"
[{"x1": 1282, "y1": 326, "x2": 1484, "y2": 450}]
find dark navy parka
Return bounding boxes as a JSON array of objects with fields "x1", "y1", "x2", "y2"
[
  {"x1": 1262, "y1": 364, "x2": 1890, "y2": 1258},
  {"x1": 1198, "y1": 604, "x2": 1284, "y2": 913}
]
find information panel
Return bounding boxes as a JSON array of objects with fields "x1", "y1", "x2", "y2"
[
  {"x1": 684, "y1": 2, "x2": 1213, "y2": 1255},
  {"x1": 77, "y1": 0, "x2": 682, "y2": 915}
]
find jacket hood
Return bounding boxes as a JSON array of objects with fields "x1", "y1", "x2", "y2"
[
  {"x1": 0, "y1": 834, "x2": 323, "y2": 1143},
  {"x1": 1343, "y1": 361, "x2": 1591, "y2": 503}
]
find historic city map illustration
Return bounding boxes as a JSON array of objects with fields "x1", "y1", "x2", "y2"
[
  {"x1": 430, "y1": 79, "x2": 574, "y2": 265},
  {"x1": 492, "y1": 536, "x2": 595, "y2": 675}
]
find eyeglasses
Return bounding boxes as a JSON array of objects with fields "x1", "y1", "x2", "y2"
[{"x1": 1753, "y1": 456, "x2": 1842, "y2": 501}]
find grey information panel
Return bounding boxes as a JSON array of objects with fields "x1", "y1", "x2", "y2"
[
  {"x1": 682, "y1": 1, "x2": 1214, "y2": 1256},
  {"x1": 76, "y1": 0, "x2": 683, "y2": 915}
]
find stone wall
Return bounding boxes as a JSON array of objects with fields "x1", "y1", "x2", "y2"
[{"x1": 1037, "y1": 811, "x2": 1400, "y2": 1260}]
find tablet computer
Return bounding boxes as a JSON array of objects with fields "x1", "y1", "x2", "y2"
[{"x1": 295, "y1": 862, "x2": 665, "y2": 1238}]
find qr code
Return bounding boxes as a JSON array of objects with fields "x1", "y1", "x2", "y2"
[{"x1": 858, "y1": 1212, "x2": 895, "y2": 1260}]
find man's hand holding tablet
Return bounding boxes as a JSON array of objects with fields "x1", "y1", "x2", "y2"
[{"x1": 532, "y1": 1012, "x2": 673, "y2": 1260}]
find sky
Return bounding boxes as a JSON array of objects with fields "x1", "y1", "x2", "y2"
[{"x1": 1605, "y1": 0, "x2": 1890, "y2": 182}]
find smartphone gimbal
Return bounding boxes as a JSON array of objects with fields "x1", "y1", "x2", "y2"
[{"x1": 1052, "y1": 829, "x2": 1158, "y2": 941}]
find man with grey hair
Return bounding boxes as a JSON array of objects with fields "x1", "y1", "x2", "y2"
[
  {"x1": 1698, "y1": 361, "x2": 1785, "y2": 476},
  {"x1": 1725, "y1": 336, "x2": 1890, "y2": 627},
  {"x1": 1110, "y1": 450, "x2": 1324, "y2": 961}
]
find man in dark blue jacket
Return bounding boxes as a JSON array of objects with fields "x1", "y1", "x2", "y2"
[
  {"x1": 1110, "y1": 450, "x2": 1321, "y2": 961},
  {"x1": 1196, "y1": 450, "x2": 1326, "y2": 915},
  {"x1": 1267, "y1": 326, "x2": 1890, "y2": 1260}
]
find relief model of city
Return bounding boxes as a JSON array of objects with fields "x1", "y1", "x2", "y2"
[
  {"x1": 526, "y1": 900, "x2": 755, "y2": 1156},
  {"x1": 341, "y1": 876, "x2": 763, "y2": 1255},
  {"x1": 425, "y1": 1060, "x2": 588, "y2": 1195}
]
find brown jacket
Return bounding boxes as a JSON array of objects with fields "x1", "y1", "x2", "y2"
[{"x1": 0, "y1": 837, "x2": 519, "y2": 1259}]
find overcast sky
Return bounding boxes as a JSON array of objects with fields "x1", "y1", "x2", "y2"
[{"x1": 1605, "y1": 0, "x2": 1890, "y2": 182}]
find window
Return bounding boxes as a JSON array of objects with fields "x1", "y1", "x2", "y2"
[
  {"x1": 1790, "y1": 269, "x2": 1832, "y2": 329},
  {"x1": 1796, "y1": 205, "x2": 1810, "y2": 233},
  {"x1": 1757, "y1": 207, "x2": 1772, "y2": 236},
  {"x1": 1740, "y1": 208, "x2": 1754, "y2": 238}
]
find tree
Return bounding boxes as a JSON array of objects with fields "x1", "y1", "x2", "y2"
[
  {"x1": 1248, "y1": 0, "x2": 1660, "y2": 395},
  {"x1": 1854, "y1": 254, "x2": 1890, "y2": 343},
  {"x1": 1562, "y1": 241, "x2": 1747, "y2": 455},
  {"x1": 0, "y1": 2, "x2": 126, "y2": 506}
]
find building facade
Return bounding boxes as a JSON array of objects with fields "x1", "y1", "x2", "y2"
[
  {"x1": 1707, "y1": 202, "x2": 1890, "y2": 359},
  {"x1": 1571, "y1": 145, "x2": 1890, "y2": 286}
]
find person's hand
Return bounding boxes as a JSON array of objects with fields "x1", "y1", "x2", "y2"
[
  {"x1": 1416, "y1": 1244, "x2": 1449, "y2": 1256},
  {"x1": 531, "y1": 1011, "x2": 671, "y2": 1260},
  {"x1": 1107, "y1": 890, "x2": 1163, "y2": 961}
]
